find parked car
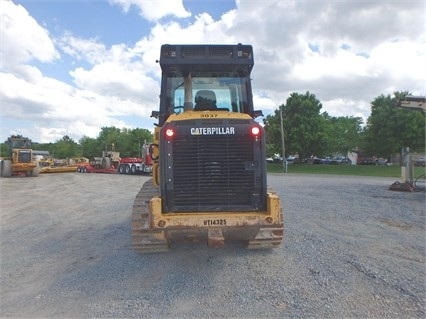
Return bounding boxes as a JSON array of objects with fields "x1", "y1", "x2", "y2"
[
  {"x1": 292, "y1": 157, "x2": 302, "y2": 164},
  {"x1": 307, "y1": 157, "x2": 324, "y2": 164},
  {"x1": 323, "y1": 157, "x2": 332, "y2": 164},
  {"x1": 358, "y1": 156, "x2": 376, "y2": 165},
  {"x1": 286, "y1": 156, "x2": 300, "y2": 164},
  {"x1": 414, "y1": 157, "x2": 426, "y2": 167},
  {"x1": 274, "y1": 156, "x2": 283, "y2": 163},
  {"x1": 266, "y1": 155, "x2": 283, "y2": 163},
  {"x1": 376, "y1": 158, "x2": 388, "y2": 165},
  {"x1": 332, "y1": 156, "x2": 350, "y2": 165}
]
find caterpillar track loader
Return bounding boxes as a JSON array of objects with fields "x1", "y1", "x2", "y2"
[{"x1": 131, "y1": 44, "x2": 284, "y2": 252}]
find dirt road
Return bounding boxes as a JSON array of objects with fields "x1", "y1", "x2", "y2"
[{"x1": 1, "y1": 172, "x2": 425, "y2": 318}]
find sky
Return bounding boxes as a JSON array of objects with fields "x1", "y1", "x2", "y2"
[{"x1": 1, "y1": 0, "x2": 425, "y2": 143}]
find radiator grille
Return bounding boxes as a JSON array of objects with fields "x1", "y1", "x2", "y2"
[
  {"x1": 181, "y1": 45, "x2": 233, "y2": 59},
  {"x1": 170, "y1": 134, "x2": 257, "y2": 211},
  {"x1": 18, "y1": 150, "x2": 32, "y2": 163}
]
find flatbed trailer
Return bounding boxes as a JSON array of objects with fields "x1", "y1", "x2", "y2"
[{"x1": 77, "y1": 163, "x2": 118, "y2": 174}]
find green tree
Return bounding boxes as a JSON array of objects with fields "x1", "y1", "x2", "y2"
[
  {"x1": 263, "y1": 108, "x2": 283, "y2": 157},
  {"x1": 79, "y1": 136, "x2": 101, "y2": 159},
  {"x1": 322, "y1": 113, "x2": 363, "y2": 156},
  {"x1": 364, "y1": 92, "x2": 425, "y2": 157},
  {"x1": 53, "y1": 135, "x2": 79, "y2": 158},
  {"x1": 79, "y1": 127, "x2": 154, "y2": 158},
  {"x1": 32, "y1": 142, "x2": 55, "y2": 155},
  {"x1": 98, "y1": 127, "x2": 122, "y2": 150},
  {"x1": 126, "y1": 128, "x2": 153, "y2": 157},
  {"x1": 264, "y1": 92, "x2": 326, "y2": 159},
  {"x1": 0, "y1": 143, "x2": 6, "y2": 157}
]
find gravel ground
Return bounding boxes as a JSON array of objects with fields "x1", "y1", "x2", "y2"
[{"x1": 0, "y1": 172, "x2": 425, "y2": 318}]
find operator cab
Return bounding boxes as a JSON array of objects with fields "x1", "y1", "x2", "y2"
[
  {"x1": 154, "y1": 44, "x2": 262, "y2": 126},
  {"x1": 169, "y1": 71, "x2": 250, "y2": 114}
]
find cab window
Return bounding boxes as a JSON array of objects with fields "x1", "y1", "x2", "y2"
[{"x1": 167, "y1": 73, "x2": 248, "y2": 114}]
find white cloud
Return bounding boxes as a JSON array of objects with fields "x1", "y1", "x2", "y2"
[
  {"x1": 109, "y1": 0, "x2": 191, "y2": 21},
  {"x1": 0, "y1": 0, "x2": 424, "y2": 143},
  {"x1": 322, "y1": 98, "x2": 370, "y2": 124},
  {"x1": 229, "y1": 0, "x2": 425, "y2": 122},
  {"x1": 369, "y1": 40, "x2": 426, "y2": 82},
  {"x1": 0, "y1": 1, "x2": 59, "y2": 68},
  {"x1": 1, "y1": 66, "x2": 150, "y2": 143},
  {"x1": 57, "y1": 32, "x2": 107, "y2": 64}
]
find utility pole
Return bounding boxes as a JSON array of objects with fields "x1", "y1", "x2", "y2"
[{"x1": 279, "y1": 104, "x2": 287, "y2": 173}]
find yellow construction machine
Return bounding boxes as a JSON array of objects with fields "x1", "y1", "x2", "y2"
[
  {"x1": 0, "y1": 135, "x2": 39, "y2": 177},
  {"x1": 131, "y1": 44, "x2": 284, "y2": 252}
]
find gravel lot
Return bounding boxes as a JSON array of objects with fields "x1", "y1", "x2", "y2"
[{"x1": 1, "y1": 172, "x2": 425, "y2": 318}]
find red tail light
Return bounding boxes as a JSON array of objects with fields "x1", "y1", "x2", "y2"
[
  {"x1": 251, "y1": 126, "x2": 260, "y2": 136},
  {"x1": 165, "y1": 128, "x2": 175, "y2": 138}
]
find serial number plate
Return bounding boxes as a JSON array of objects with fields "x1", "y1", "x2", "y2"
[
  {"x1": 204, "y1": 219, "x2": 227, "y2": 226},
  {"x1": 200, "y1": 114, "x2": 218, "y2": 118}
]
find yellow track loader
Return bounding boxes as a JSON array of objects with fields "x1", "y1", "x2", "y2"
[
  {"x1": 131, "y1": 44, "x2": 284, "y2": 252},
  {"x1": 1, "y1": 135, "x2": 39, "y2": 177}
]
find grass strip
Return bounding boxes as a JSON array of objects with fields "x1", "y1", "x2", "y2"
[{"x1": 267, "y1": 163, "x2": 426, "y2": 178}]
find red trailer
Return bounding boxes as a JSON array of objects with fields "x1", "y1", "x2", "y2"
[
  {"x1": 77, "y1": 144, "x2": 153, "y2": 175},
  {"x1": 76, "y1": 161, "x2": 118, "y2": 174}
]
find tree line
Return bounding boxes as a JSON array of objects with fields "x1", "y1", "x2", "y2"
[
  {"x1": 1, "y1": 91, "x2": 424, "y2": 161},
  {"x1": 0, "y1": 127, "x2": 153, "y2": 159},
  {"x1": 263, "y1": 91, "x2": 425, "y2": 161}
]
